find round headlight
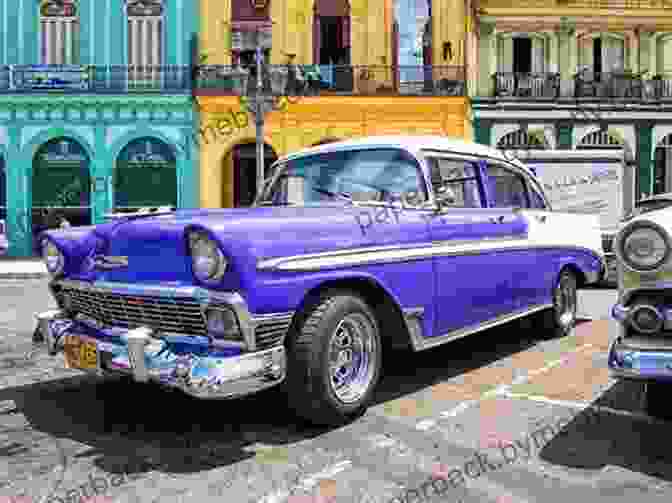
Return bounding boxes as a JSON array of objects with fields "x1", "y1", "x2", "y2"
[
  {"x1": 42, "y1": 239, "x2": 64, "y2": 276},
  {"x1": 619, "y1": 222, "x2": 670, "y2": 271},
  {"x1": 189, "y1": 233, "x2": 227, "y2": 281}
]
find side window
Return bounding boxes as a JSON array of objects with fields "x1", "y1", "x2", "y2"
[
  {"x1": 427, "y1": 157, "x2": 483, "y2": 208},
  {"x1": 528, "y1": 182, "x2": 547, "y2": 209},
  {"x1": 485, "y1": 164, "x2": 530, "y2": 208}
]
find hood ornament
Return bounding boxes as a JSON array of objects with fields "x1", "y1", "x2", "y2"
[{"x1": 93, "y1": 255, "x2": 128, "y2": 269}]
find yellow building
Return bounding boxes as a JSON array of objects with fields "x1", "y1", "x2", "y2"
[
  {"x1": 472, "y1": 0, "x2": 672, "y2": 198},
  {"x1": 196, "y1": 0, "x2": 473, "y2": 208}
]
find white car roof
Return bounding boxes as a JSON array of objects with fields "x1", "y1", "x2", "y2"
[{"x1": 277, "y1": 135, "x2": 533, "y2": 175}]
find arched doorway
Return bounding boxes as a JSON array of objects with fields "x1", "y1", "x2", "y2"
[
  {"x1": 313, "y1": 0, "x2": 351, "y2": 91},
  {"x1": 229, "y1": 143, "x2": 278, "y2": 207},
  {"x1": 654, "y1": 134, "x2": 672, "y2": 195},
  {"x1": 114, "y1": 137, "x2": 177, "y2": 213},
  {"x1": 31, "y1": 137, "x2": 91, "y2": 253}
]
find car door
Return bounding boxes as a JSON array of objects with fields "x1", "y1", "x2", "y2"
[
  {"x1": 426, "y1": 154, "x2": 528, "y2": 337},
  {"x1": 482, "y1": 161, "x2": 551, "y2": 311}
]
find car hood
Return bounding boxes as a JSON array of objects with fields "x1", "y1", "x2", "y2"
[{"x1": 43, "y1": 205, "x2": 399, "y2": 284}]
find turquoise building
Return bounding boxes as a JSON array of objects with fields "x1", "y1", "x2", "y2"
[{"x1": 0, "y1": 0, "x2": 198, "y2": 256}]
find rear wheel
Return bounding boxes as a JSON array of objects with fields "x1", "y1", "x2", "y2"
[
  {"x1": 283, "y1": 290, "x2": 382, "y2": 426},
  {"x1": 538, "y1": 269, "x2": 578, "y2": 339}
]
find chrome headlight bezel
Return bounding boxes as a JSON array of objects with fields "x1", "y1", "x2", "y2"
[
  {"x1": 41, "y1": 239, "x2": 64, "y2": 277},
  {"x1": 615, "y1": 220, "x2": 671, "y2": 273},
  {"x1": 187, "y1": 231, "x2": 227, "y2": 282}
]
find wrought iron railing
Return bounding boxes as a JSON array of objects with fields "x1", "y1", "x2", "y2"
[
  {"x1": 494, "y1": 72, "x2": 560, "y2": 98},
  {"x1": 483, "y1": 71, "x2": 672, "y2": 100},
  {"x1": 0, "y1": 65, "x2": 192, "y2": 93},
  {"x1": 195, "y1": 64, "x2": 467, "y2": 97},
  {"x1": 0, "y1": 64, "x2": 467, "y2": 96}
]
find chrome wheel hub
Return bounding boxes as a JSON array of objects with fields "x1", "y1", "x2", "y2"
[
  {"x1": 555, "y1": 275, "x2": 576, "y2": 329},
  {"x1": 328, "y1": 313, "x2": 377, "y2": 404}
]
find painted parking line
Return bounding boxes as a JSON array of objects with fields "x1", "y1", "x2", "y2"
[
  {"x1": 257, "y1": 460, "x2": 352, "y2": 503},
  {"x1": 501, "y1": 391, "x2": 669, "y2": 426}
]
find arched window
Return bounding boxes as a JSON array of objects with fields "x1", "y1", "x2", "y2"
[
  {"x1": 40, "y1": 0, "x2": 79, "y2": 65},
  {"x1": 126, "y1": 0, "x2": 164, "y2": 69},
  {"x1": 497, "y1": 129, "x2": 548, "y2": 150}
]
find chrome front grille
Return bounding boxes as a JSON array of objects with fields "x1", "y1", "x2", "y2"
[
  {"x1": 54, "y1": 284, "x2": 207, "y2": 336},
  {"x1": 255, "y1": 313, "x2": 294, "y2": 350}
]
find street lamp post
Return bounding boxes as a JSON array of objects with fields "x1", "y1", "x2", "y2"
[{"x1": 241, "y1": 26, "x2": 288, "y2": 201}]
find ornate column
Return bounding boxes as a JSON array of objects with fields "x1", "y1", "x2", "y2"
[
  {"x1": 649, "y1": 32, "x2": 658, "y2": 76},
  {"x1": 556, "y1": 120, "x2": 573, "y2": 150},
  {"x1": 548, "y1": 32, "x2": 559, "y2": 74},
  {"x1": 6, "y1": 122, "x2": 30, "y2": 257},
  {"x1": 473, "y1": 118, "x2": 493, "y2": 146},
  {"x1": 558, "y1": 18, "x2": 576, "y2": 97},
  {"x1": 628, "y1": 29, "x2": 639, "y2": 72},
  {"x1": 637, "y1": 120, "x2": 654, "y2": 198},
  {"x1": 477, "y1": 22, "x2": 496, "y2": 97},
  {"x1": 91, "y1": 123, "x2": 108, "y2": 225}
]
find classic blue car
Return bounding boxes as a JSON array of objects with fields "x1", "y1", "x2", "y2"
[{"x1": 35, "y1": 136, "x2": 605, "y2": 426}]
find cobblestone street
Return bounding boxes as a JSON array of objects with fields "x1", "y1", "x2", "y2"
[{"x1": 1, "y1": 280, "x2": 670, "y2": 503}]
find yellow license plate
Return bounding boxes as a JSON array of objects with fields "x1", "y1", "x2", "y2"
[{"x1": 63, "y1": 334, "x2": 99, "y2": 370}]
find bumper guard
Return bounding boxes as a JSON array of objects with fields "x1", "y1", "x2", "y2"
[{"x1": 34, "y1": 309, "x2": 287, "y2": 399}]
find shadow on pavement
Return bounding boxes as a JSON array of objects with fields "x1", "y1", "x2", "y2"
[
  {"x1": 0, "y1": 317, "x2": 552, "y2": 480},
  {"x1": 539, "y1": 380, "x2": 672, "y2": 482}
]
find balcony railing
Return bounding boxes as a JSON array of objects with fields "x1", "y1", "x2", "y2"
[
  {"x1": 0, "y1": 65, "x2": 192, "y2": 93},
  {"x1": 494, "y1": 72, "x2": 560, "y2": 98},
  {"x1": 485, "y1": 71, "x2": 672, "y2": 100},
  {"x1": 195, "y1": 64, "x2": 466, "y2": 97}
]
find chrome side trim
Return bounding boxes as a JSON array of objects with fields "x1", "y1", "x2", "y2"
[
  {"x1": 257, "y1": 239, "x2": 602, "y2": 273},
  {"x1": 410, "y1": 303, "x2": 552, "y2": 352}
]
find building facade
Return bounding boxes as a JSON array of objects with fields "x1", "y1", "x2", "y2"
[
  {"x1": 471, "y1": 0, "x2": 672, "y2": 199},
  {"x1": 0, "y1": 0, "x2": 198, "y2": 256},
  {"x1": 195, "y1": 0, "x2": 473, "y2": 209}
]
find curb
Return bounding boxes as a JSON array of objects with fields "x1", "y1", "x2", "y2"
[{"x1": 0, "y1": 273, "x2": 48, "y2": 279}]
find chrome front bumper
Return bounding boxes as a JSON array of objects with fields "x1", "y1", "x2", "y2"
[
  {"x1": 609, "y1": 303, "x2": 672, "y2": 382},
  {"x1": 34, "y1": 309, "x2": 287, "y2": 399}
]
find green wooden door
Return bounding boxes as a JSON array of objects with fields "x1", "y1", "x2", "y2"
[
  {"x1": 31, "y1": 138, "x2": 91, "y2": 252},
  {"x1": 114, "y1": 137, "x2": 177, "y2": 212}
]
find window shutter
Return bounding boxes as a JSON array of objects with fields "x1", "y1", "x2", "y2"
[
  {"x1": 498, "y1": 37, "x2": 513, "y2": 73},
  {"x1": 531, "y1": 37, "x2": 544, "y2": 73}
]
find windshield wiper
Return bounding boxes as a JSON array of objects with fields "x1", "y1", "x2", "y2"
[{"x1": 311, "y1": 187, "x2": 353, "y2": 202}]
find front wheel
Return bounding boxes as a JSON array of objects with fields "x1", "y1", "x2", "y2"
[
  {"x1": 538, "y1": 269, "x2": 578, "y2": 339},
  {"x1": 283, "y1": 290, "x2": 382, "y2": 426}
]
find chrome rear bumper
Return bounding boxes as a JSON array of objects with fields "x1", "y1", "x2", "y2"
[{"x1": 34, "y1": 310, "x2": 287, "y2": 400}]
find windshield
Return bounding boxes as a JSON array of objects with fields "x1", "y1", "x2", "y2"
[
  {"x1": 622, "y1": 198, "x2": 672, "y2": 221},
  {"x1": 256, "y1": 148, "x2": 429, "y2": 206}
]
